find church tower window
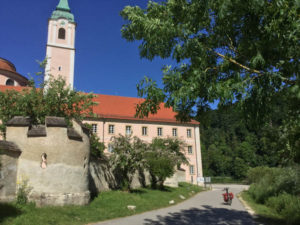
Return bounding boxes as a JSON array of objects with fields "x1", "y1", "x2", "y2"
[{"x1": 58, "y1": 28, "x2": 66, "y2": 39}]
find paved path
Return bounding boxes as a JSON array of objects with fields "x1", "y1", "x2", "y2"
[{"x1": 91, "y1": 184, "x2": 257, "y2": 225}]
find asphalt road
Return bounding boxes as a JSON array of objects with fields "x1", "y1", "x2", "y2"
[{"x1": 91, "y1": 184, "x2": 256, "y2": 225}]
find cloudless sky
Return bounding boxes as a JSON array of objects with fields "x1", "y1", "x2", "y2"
[{"x1": 0, "y1": 0, "x2": 175, "y2": 97}]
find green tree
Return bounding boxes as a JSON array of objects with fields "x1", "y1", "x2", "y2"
[
  {"x1": 146, "y1": 137, "x2": 188, "y2": 189},
  {"x1": 0, "y1": 76, "x2": 96, "y2": 135},
  {"x1": 109, "y1": 135, "x2": 148, "y2": 191},
  {"x1": 90, "y1": 132, "x2": 106, "y2": 158},
  {"x1": 0, "y1": 89, "x2": 23, "y2": 135},
  {"x1": 84, "y1": 123, "x2": 106, "y2": 158},
  {"x1": 232, "y1": 157, "x2": 249, "y2": 179},
  {"x1": 121, "y1": 0, "x2": 300, "y2": 163}
]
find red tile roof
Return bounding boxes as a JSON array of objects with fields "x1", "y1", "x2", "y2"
[
  {"x1": 0, "y1": 85, "x2": 29, "y2": 92},
  {"x1": 0, "y1": 58, "x2": 16, "y2": 73},
  {"x1": 92, "y1": 94, "x2": 199, "y2": 125},
  {"x1": 0, "y1": 85, "x2": 199, "y2": 125}
]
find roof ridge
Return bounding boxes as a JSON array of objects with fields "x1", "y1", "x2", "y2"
[{"x1": 93, "y1": 93, "x2": 143, "y2": 100}]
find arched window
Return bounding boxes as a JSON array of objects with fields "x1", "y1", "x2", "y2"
[
  {"x1": 6, "y1": 79, "x2": 14, "y2": 86},
  {"x1": 58, "y1": 28, "x2": 66, "y2": 40}
]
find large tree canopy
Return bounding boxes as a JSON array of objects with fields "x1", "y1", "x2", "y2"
[{"x1": 121, "y1": 0, "x2": 299, "y2": 124}]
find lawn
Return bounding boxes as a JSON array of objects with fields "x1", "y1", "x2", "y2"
[
  {"x1": 241, "y1": 191, "x2": 285, "y2": 225},
  {"x1": 0, "y1": 183, "x2": 203, "y2": 225}
]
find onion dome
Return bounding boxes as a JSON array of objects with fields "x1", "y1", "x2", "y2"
[{"x1": 51, "y1": 0, "x2": 75, "y2": 22}]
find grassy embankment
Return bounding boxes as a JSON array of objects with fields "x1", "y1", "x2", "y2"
[
  {"x1": 240, "y1": 166, "x2": 300, "y2": 225},
  {"x1": 0, "y1": 183, "x2": 203, "y2": 225},
  {"x1": 241, "y1": 191, "x2": 285, "y2": 225}
]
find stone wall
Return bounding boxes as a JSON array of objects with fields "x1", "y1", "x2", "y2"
[
  {"x1": 164, "y1": 169, "x2": 186, "y2": 187},
  {"x1": 1, "y1": 116, "x2": 91, "y2": 206},
  {"x1": 0, "y1": 141, "x2": 21, "y2": 202},
  {"x1": 89, "y1": 156, "x2": 184, "y2": 194},
  {"x1": 89, "y1": 157, "x2": 117, "y2": 194},
  {"x1": 89, "y1": 157, "x2": 152, "y2": 194}
]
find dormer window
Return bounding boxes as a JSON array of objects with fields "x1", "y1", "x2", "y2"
[
  {"x1": 6, "y1": 79, "x2": 14, "y2": 86},
  {"x1": 58, "y1": 28, "x2": 66, "y2": 39}
]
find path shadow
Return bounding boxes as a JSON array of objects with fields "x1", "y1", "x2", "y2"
[
  {"x1": 254, "y1": 215, "x2": 284, "y2": 225},
  {"x1": 144, "y1": 205, "x2": 257, "y2": 225},
  {"x1": 0, "y1": 203, "x2": 22, "y2": 223}
]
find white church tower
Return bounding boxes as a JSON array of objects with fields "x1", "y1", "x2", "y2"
[{"x1": 45, "y1": 0, "x2": 76, "y2": 89}]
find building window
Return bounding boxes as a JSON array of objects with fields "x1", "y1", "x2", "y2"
[
  {"x1": 187, "y1": 129, "x2": 192, "y2": 138},
  {"x1": 108, "y1": 125, "x2": 114, "y2": 134},
  {"x1": 108, "y1": 144, "x2": 114, "y2": 153},
  {"x1": 92, "y1": 124, "x2": 97, "y2": 134},
  {"x1": 126, "y1": 126, "x2": 132, "y2": 135},
  {"x1": 189, "y1": 165, "x2": 195, "y2": 175},
  {"x1": 6, "y1": 79, "x2": 14, "y2": 86},
  {"x1": 172, "y1": 128, "x2": 177, "y2": 137},
  {"x1": 58, "y1": 66, "x2": 62, "y2": 71},
  {"x1": 188, "y1": 146, "x2": 193, "y2": 154},
  {"x1": 58, "y1": 28, "x2": 66, "y2": 39},
  {"x1": 157, "y1": 127, "x2": 162, "y2": 136},
  {"x1": 142, "y1": 127, "x2": 148, "y2": 136}
]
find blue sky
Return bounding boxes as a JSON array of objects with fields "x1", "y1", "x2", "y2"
[{"x1": 0, "y1": 0, "x2": 174, "y2": 97}]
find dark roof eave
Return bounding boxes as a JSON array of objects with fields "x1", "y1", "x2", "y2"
[
  {"x1": 86, "y1": 114, "x2": 200, "y2": 125},
  {"x1": 0, "y1": 69, "x2": 28, "y2": 85}
]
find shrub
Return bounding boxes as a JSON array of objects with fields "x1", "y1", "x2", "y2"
[
  {"x1": 266, "y1": 193, "x2": 293, "y2": 213},
  {"x1": 248, "y1": 166, "x2": 300, "y2": 203},
  {"x1": 248, "y1": 180, "x2": 276, "y2": 204},
  {"x1": 274, "y1": 166, "x2": 300, "y2": 196},
  {"x1": 146, "y1": 152, "x2": 176, "y2": 189},
  {"x1": 281, "y1": 197, "x2": 300, "y2": 225},
  {"x1": 248, "y1": 167, "x2": 281, "y2": 203},
  {"x1": 247, "y1": 166, "x2": 274, "y2": 184},
  {"x1": 110, "y1": 135, "x2": 148, "y2": 191},
  {"x1": 84, "y1": 123, "x2": 106, "y2": 158},
  {"x1": 16, "y1": 178, "x2": 32, "y2": 205},
  {"x1": 266, "y1": 193, "x2": 300, "y2": 225},
  {"x1": 247, "y1": 166, "x2": 300, "y2": 224},
  {"x1": 146, "y1": 138, "x2": 188, "y2": 189},
  {"x1": 90, "y1": 133, "x2": 105, "y2": 158}
]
